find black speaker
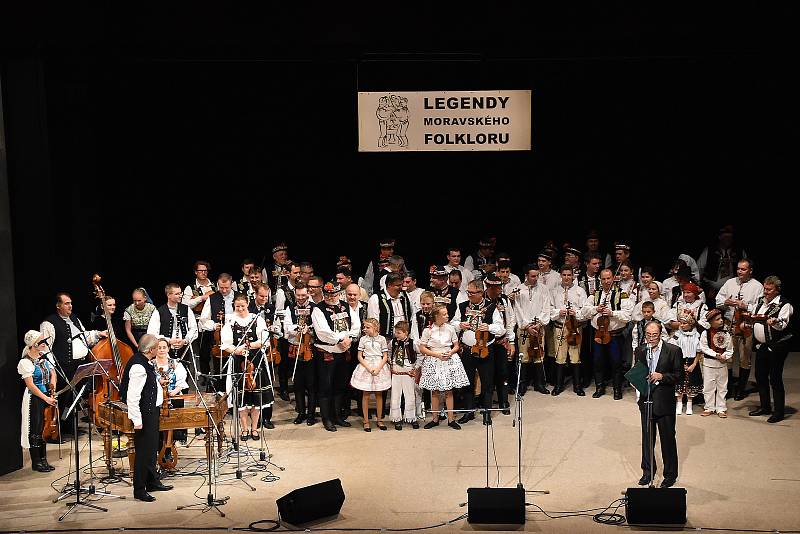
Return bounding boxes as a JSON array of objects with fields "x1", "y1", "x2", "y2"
[
  {"x1": 276, "y1": 479, "x2": 345, "y2": 525},
  {"x1": 467, "y1": 487, "x2": 525, "y2": 525},
  {"x1": 626, "y1": 487, "x2": 687, "y2": 525}
]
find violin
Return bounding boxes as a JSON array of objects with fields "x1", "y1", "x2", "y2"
[
  {"x1": 289, "y1": 308, "x2": 313, "y2": 361},
  {"x1": 594, "y1": 290, "x2": 612, "y2": 345},
  {"x1": 211, "y1": 310, "x2": 224, "y2": 358},
  {"x1": 42, "y1": 381, "x2": 61, "y2": 443},
  {"x1": 565, "y1": 300, "x2": 582, "y2": 347},
  {"x1": 522, "y1": 318, "x2": 543, "y2": 363},
  {"x1": 467, "y1": 307, "x2": 490, "y2": 358},
  {"x1": 731, "y1": 289, "x2": 752, "y2": 338},
  {"x1": 243, "y1": 340, "x2": 257, "y2": 391},
  {"x1": 157, "y1": 367, "x2": 178, "y2": 471}
]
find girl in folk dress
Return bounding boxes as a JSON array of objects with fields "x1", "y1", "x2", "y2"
[
  {"x1": 668, "y1": 315, "x2": 703, "y2": 415},
  {"x1": 17, "y1": 330, "x2": 57, "y2": 473},
  {"x1": 351, "y1": 318, "x2": 391, "y2": 431},
  {"x1": 419, "y1": 305, "x2": 470, "y2": 430}
]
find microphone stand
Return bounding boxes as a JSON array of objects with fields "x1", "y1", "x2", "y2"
[
  {"x1": 645, "y1": 344, "x2": 656, "y2": 488},
  {"x1": 55, "y1": 331, "x2": 122, "y2": 504},
  {"x1": 216, "y1": 312, "x2": 260, "y2": 492},
  {"x1": 175, "y1": 351, "x2": 230, "y2": 517},
  {"x1": 254, "y1": 321, "x2": 285, "y2": 471}
]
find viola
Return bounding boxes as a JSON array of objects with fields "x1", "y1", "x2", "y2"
[{"x1": 156, "y1": 367, "x2": 178, "y2": 471}]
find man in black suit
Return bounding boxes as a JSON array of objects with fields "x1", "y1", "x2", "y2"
[{"x1": 635, "y1": 321, "x2": 683, "y2": 488}]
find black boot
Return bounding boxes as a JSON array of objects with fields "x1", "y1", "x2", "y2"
[
  {"x1": 613, "y1": 369, "x2": 623, "y2": 400},
  {"x1": 532, "y1": 363, "x2": 550, "y2": 394},
  {"x1": 29, "y1": 437, "x2": 49, "y2": 473},
  {"x1": 262, "y1": 406, "x2": 275, "y2": 429},
  {"x1": 39, "y1": 440, "x2": 55, "y2": 471},
  {"x1": 572, "y1": 365, "x2": 585, "y2": 396},
  {"x1": 333, "y1": 395, "x2": 351, "y2": 427},
  {"x1": 734, "y1": 368, "x2": 750, "y2": 401},
  {"x1": 551, "y1": 365, "x2": 565, "y2": 396},
  {"x1": 319, "y1": 398, "x2": 336, "y2": 432},
  {"x1": 768, "y1": 390, "x2": 785, "y2": 423}
]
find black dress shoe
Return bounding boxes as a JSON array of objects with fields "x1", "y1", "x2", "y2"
[
  {"x1": 134, "y1": 492, "x2": 156, "y2": 502},
  {"x1": 423, "y1": 420, "x2": 439, "y2": 429},
  {"x1": 592, "y1": 388, "x2": 605, "y2": 398},
  {"x1": 411, "y1": 421, "x2": 419, "y2": 429},
  {"x1": 660, "y1": 478, "x2": 676, "y2": 488},
  {"x1": 334, "y1": 419, "x2": 352, "y2": 428},
  {"x1": 264, "y1": 421, "x2": 275, "y2": 429},
  {"x1": 306, "y1": 416, "x2": 318, "y2": 426},
  {"x1": 638, "y1": 474, "x2": 651, "y2": 486},
  {"x1": 733, "y1": 392, "x2": 745, "y2": 401},
  {"x1": 394, "y1": 423, "x2": 402, "y2": 431},
  {"x1": 576, "y1": 389, "x2": 586, "y2": 397},
  {"x1": 293, "y1": 414, "x2": 306, "y2": 425},
  {"x1": 749, "y1": 408, "x2": 772, "y2": 417},
  {"x1": 457, "y1": 412, "x2": 475, "y2": 424},
  {"x1": 322, "y1": 420, "x2": 337, "y2": 432},
  {"x1": 613, "y1": 388, "x2": 623, "y2": 400},
  {"x1": 767, "y1": 414, "x2": 784, "y2": 423},
  {"x1": 448, "y1": 420, "x2": 461, "y2": 430},
  {"x1": 147, "y1": 482, "x2": 173, "y2": 492}
]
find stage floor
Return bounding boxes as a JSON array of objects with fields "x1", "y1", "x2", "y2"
[{"x1": 2, "y1": 357, "x2": 799, "y2": 533}]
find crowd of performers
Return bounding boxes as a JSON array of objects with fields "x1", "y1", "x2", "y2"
[{"x1": 18, "y1": 227, "x2": 794, "y2": 476}]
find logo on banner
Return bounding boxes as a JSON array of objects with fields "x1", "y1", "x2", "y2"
[{"x1": 376, "y1": 95, "x2": 409, "y2": 149}]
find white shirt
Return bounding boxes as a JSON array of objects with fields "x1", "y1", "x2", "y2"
[
  {"x1": 274, "y1": 282, "x2": 296, "y2": 312},
  {"x1": 667, "y1": 300, "x2": 710, "y2": 331},
  {"x1": 146, "y1": 305, "x2": 199, "y2": 342},
  {"x1": 451, "y1": 300, "x2": 506, "y2": 347},
  {"x1": 420, "y1": 323, "x2": 459, "y2": 352},
  {"x1": 579, "y1": 289, "x2": 633, "y2": 330},
  {"x1": 501, "y1": 274, "x2": 522, "y2": 297},
  {"x1": 753, "y1": 296, "x2": 793, "y2": 344},
  {"x1": 514, "y1": 282, "x2": 552, "y2": 328},
  {"x1": 716, "y1": 277, "x2": 764, "y2": 322},
  {"x1": 182, "y1": 280, "x2": 215, "y2": 315},
  {"x1": 40, "y1": 315, "x2": 100, "y2": 360},
  {"x1": 199, "y1": 292, "x2": 236, "y2": 331},
  {"x1": 699, "y1": 329, "x2": 733, "y2": 367},
  {"x1": 367, "y1": 291, "x2": 409, "y2": 327},
  {"x1": 154, "y1": 358, "x2": 189, "y2": 395},
  {"x1": 283, "y1": 303, "x2": 314, "y2": 346},
  {"x1": 126, "y1": 360, "x2": 163, "y2": 428},
  {"x1": 549, "y1": 285, "x2": 588, "y2": 326},
  {"x1": 537, "y1": 270, "x2": 560, "y2": 292},
  {"x1": 631, "y1": 297, "x2": 670, "y2": 322},
  {"x1": 220, "y1": 314, "x2": 268, "y2": 353},
  {"x1": 311, "y1": 302, "x2": 361, "y2": 353},
  {"x1": 405, "y1": 287, "x2": 424, "y2": 314}
]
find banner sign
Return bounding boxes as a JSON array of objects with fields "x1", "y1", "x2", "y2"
[{"x1": 358, "y1": 90, "x2": 531, "y2": 152}]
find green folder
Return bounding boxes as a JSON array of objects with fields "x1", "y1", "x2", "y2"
[{"x1": 625, "y1": 361, "x2": 650, "y2": 395}]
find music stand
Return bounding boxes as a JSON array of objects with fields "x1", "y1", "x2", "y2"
[{"x1": 56, "y1": 360, "x2": 123, "y2": 521}]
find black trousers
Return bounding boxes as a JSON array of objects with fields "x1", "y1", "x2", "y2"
[
  {"x1": 133, "y1": 410, "x2": 160, "y2": 495},
  {"x1": 492, "y1": 343, "x2": 510, "y2": 406},
  {"x1": 196, "y1": 331, "x2": 212, "y2": 376},
  {"x1": 460, "y1": 349, "x2": 494, "y2": 412},
  {"x1": 292, "y1": 356, "x2": 317, "y2": 416},
  {"x1": 315, "y1": 352, "x2": 349, "y2": 400},
  {"x1": 639, "y1": 407, "x2": 678, "y2": 480},
  {"x1": 754, "y1": 343, "x2": 790, "y2": 415}
]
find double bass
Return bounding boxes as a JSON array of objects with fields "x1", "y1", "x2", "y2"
[{"x1": 91, "y1": 274, "x2": 135, "y2": 427}]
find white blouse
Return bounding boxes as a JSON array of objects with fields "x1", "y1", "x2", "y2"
[{"x1": 420, "y1": 323, "x2": 458, "y2": 352}]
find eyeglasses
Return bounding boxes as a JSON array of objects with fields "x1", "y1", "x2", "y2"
[
  {"x1": 308, "y1": 285, "x2": 322, "y2": 289},
  {"x1": 645, "y1": 332, "x2": 661, "y2": 337},
  {"x1": 467, "y1": 290, "x2": 482, "y2": 295},
  {"x1": 195, "y1": 269, "x2": 208, "y2": 273}
]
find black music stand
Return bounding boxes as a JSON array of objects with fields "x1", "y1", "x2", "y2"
[{"x1": 56, "y1": 360, "x2": 123, "y2": 521}]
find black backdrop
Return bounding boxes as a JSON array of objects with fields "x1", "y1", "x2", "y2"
[{"x1": 1, "y1": 4, "x2": 794, "y2": 475}]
